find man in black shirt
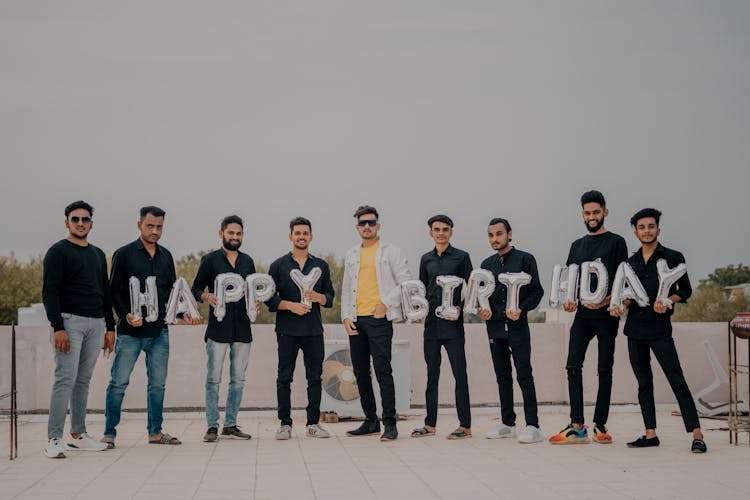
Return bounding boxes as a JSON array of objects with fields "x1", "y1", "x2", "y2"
[
  {"x1": 42, "y1": 200, "x2": 115, "y2": 458},
  {"x1": 102, "y1": 206, "x2": 196, "y2": 448},
  {"x1": 192, "y1": 215, "x2": 256, "y2": 442},
  {"x1": 550, "y1": 190, "x2": 628, "y2": 445},
  {"x1": 610, "y1": 208, "x2": 706, "y2": 453},
  {"x1": 266, "y1": 217, "x2": 335, "y2": 440},
  {"x1": 411, "y1": 215, "x2": 473, "y2": 439},
  {"x1": 478, "y1": 218, "x2": 544, "y2": 444}
]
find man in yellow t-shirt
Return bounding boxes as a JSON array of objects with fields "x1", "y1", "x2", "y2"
[{"x1": 341, "y1": 205, "x2": 412, "y2": 441}]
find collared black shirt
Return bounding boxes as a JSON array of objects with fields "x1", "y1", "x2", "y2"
[
  {"x1": 624, "y1": 243, "x2": 692, "y2": 339},
  {"x1": 480, "y1": 247, "x2": 544, "y2": 339},
  {"x1": 266, "y1": 252, "x2": 335, "y2": 337},
  {"x1": 110, "y1": 239, "x2": 176, "y2": 338},
  {"x1": 191, "y1": 248, "x2": 256, "y2": 343},
  {"x1": 566, "y1": 231, "x2": 628, "y2": 319},
  {"x1": 419, "y1": 245, "x2": 473, "y2": 340}
]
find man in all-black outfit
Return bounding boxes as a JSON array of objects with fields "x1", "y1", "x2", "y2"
[
  {"x1": 411, "y1": 215, "x2": 473, "y2": 439},
  {"x1": 610, "y1": 208, "x2": 706, "y2": 453},
  {"x1": 266, "y1": 217, "x2": 335, "y2": 440},
  {"x1": 192, "y1": 215, "x2": 256, "y2": 443},
  {"x1": 478, "y1": 218, "x2": 544, "y2": 444},
  {"x1": 550, "y1": 190, "x2": 628, "y2": 445},
  {"x1": 42, "y1": 200, "x2": 115, "y2": 458}
]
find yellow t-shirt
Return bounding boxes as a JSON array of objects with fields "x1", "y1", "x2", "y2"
[{"x1": 356, "y1": 242, "x2": 381, "y2": 316}]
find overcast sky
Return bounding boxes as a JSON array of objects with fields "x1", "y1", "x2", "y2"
[{"x1": 1, "y1": 1, "x2": 748, "y2": 291}]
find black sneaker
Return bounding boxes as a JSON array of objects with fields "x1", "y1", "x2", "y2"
[
  {"x1": 203, "y1": 427, "x2": 218, "y2": 442},
  {"x1": 626, "y1": 435, "x2": 660, "y2": 448},
  {"x1": 691, "y1": 439, "x2": 707, "y2": 453},
  {"x1": 347, "y1": 420, "x2": 381, "y2": 436},
  {"x1": 380, "y1": 424, "x2": 398, "y2": 441},
  {"x1": 221, "y1": 425, "x2": 251, "y2": 440}
]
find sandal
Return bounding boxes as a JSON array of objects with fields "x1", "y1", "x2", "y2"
[
  {"x1": 691, "y1": 439, "x2": 707, "y2": 453},
  {"x1": 149, "y1": 433, "x2": 182, "y2": 445},
  {"x1": 411, "y1": 427, "x2": 436, "y2": 438},
  {"x1": 446, "y1": 428, "x2": 472, "y2": 440}
]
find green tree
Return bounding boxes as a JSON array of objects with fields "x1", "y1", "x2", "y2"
[
  {"x1": 672, "y1": 284, "x2": 748, "y2": 323},
  {"x1": 0, "y1": 254, "x2": 44, "y2": 324},
  {"x1": 700, "y1": 263, "x2": 750, "y2": 288}
]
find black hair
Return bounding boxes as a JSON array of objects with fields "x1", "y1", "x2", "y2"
[
  {"x1": 630, "y1": 208, "x2": 662, "y2": 228},
  {"x1": 580, "y1": 190, "x2": 606, "y2": 208},
  {"x1": 140, "y1": 206, "x2": 166, "y2": 219},
  {"x1": 353, "y1": 205, "x2": 379, "y2": 220},
  {"x1": 221, "y1": 215, "x2": 244, "y2": 230},
  {"x1": 289, "y1": 216, "x2": 312, "y2": 232},
  {"x1": 488, "y1": 217, "x2": 512, "y2": 233},
  {"x1": 64, "y1": 200, "x2": 94, "y2": 218}
]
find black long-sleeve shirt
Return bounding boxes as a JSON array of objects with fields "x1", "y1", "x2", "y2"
[
  {"x1": 624, "y1": 243, "x2": 692, "y2": 339},
  {"x1": 42, "y1": 239, "x2": 115, "y2": 331},
  {"x1": 566, "y1": 231, "x2": 628, "y2": 319},
  {"x1": 191, "y1": 248, "x2": 256, "y2": 343},
  {"x1": 110, "y1": 239, "x2": 177, "y2": 338},
  {"x1": 266, "y1": 253, "x2": 335, "y2": 336},
  {"x1": 419, "y1": 245, "x2": 473, "y2": 340},
  {"x1": 480, "y1": 247, "x2": 544, "y2": 339}
]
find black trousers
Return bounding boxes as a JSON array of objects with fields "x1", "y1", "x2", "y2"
[
  {"x1": 566, "y1": 315, "x2": 619, "y2": 425},
  {"x1": 424, "y1": 336, "x2": 471, "y2": 429},
  {"x1": 489, "y1": 323, "x2": 538, "y2": 428},
  {"x1": 627, "y1": 336, "x2": 700, "y2": 432},
  {"x1": 276, "y1": 333, "x2": 324, "y2": 426},
  {"x1": 349, "y1": 316, "x2": 396, "y2": 425}
]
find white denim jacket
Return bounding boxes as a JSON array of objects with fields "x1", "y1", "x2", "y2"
[{"x1": 341, "y1": 240, "x2": 413, "y2": 322}]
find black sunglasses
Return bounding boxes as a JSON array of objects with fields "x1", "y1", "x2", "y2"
[
  {"x1": 357, "y1": 219, "x2": 378, "y2": 227},
  {"x1": 70, "y1": 216, "x2": 92, "y2": 224}
]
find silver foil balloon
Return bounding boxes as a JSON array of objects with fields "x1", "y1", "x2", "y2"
[
  {"x1": 245, "y1": 273, "x2": 276, "y2": 322},
  {"x1": 164, "y1": 277, "x2": 202, "y2": 324},
  {"x1": 214, "y1": 272, "x2": 245, "y2": 322},
  {"x1": 656, "y1": 259, "x2": 687, "y2": 306},
  {"x1": 610, "y1": 262, "x2": 649, "y2": 309},
  {"x1": 498, "y1": 272, "x2": 531, "y2": 313},
  {"x1": 400, "y1": 280, "x2": 429, "y2": 323},
  {"x1": 464, "y1": 269, "x2": 496, "y2": 315},
  {"x1": 579, "y1": 259, "x2": 609, "y2": 305},
  {"x1": 128, "y1": 276, "x2": 159, "y2": 323},
  {"x1": 290, "y1": 267, "x2": 322, "y2": 306},
  {"x1": 435, "y1": 275, "x2": 464, "y2": 320},
  {"x1": 549, "y1": 264, "x2": 580, "y2": 308}
]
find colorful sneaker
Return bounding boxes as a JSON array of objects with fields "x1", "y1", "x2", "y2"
[
  {"x1": 592, "y1": 423, "x2": 613, "y2": 444},
  {"x1": 548, "y1": 424, "x2": 590, "y2": 445}
]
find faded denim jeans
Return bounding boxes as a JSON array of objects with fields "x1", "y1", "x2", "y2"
[{"x1": 205, "y1": 339, "x2": 252, "y2": 428}]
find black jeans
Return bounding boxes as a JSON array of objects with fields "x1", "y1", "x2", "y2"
[
  {"x1": 489, "y1": 323, "x2": 538, "y2": 428},
  {"x1": 424, "y1": 336, "x2": 471, "y2": 429},
  {"x1": 566, "y1": 315, "x2": 619, "y2": 425},
  {"x1": 349, "y1": 316, "x2": 396, "y2": 426},
  {"x1": 276, "y1": 333, "x2": 324, "y2": 426},
  {"x1": 628, "y1": 336, "x2": 700, "y2": 432}
]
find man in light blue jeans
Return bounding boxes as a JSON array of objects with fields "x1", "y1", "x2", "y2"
[
  {"x1": 205, "y1": 339, "x2": 252, "y2": 432},
  {"x1": 42, "y1": 201, "x2": 116, "y2": 458}
]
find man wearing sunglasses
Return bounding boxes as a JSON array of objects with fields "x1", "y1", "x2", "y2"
[
  {"x1": 42, "y1": 200, "x2": 116, "y2": 458},
  {"x1": 342, "y1": 206, "x2": 412, "y2": 441}
]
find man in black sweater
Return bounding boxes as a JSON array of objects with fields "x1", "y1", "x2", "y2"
[
  {"x1": 266, "y1": 217, "x2": 335, "y2": 440},
  {"x1": 610, "y1": 208, "x2": 706, "y2": 453},
  {"x1": 550, "y1": 190, "x2": 628, "y2": 445},
  {"x1": 42, "y1": 200, "x2": 115, "y2": 458},
  {"x1": 478, "y1": 218, "x2": 544, "y2": 443},
  {"x1": 411, "y1": 215, "x2": 473, "y2": 439}
]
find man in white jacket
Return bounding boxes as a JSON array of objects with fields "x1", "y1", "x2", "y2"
[{"x1": 342, "y1": 205, "x2": 412, "y2": 441}]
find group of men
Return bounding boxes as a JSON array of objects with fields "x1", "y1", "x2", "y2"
[{"x1": 41, "y1": 190, "x2": 707, "y2": 459}]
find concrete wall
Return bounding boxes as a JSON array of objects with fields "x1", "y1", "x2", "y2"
[{"x1": 0, "y1": 322, "x2": 739, "y2": 412}]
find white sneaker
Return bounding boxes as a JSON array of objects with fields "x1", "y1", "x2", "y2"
[
  {"x1": 44, "y1": 438, "x2": 66, "y2": 458},
  {"x1": 275, "y1": 424, "x2": 292, "y2": 440},
  {"x1": 485, "y1": 424, "x2": 516, "y2": 439},
  {"x1": 66, "y1": 433, "x2": 108, "y2": 451},
  {"x1": 518, "y1": 425, "x2": 544, "y2": 444},
  {"x1": 306, "y1": 423, "x2": 330, "y2": 438}
]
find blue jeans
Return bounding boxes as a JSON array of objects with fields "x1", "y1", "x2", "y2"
[
  {"x1": 205, "y1": 339, "x2": 252, "y2": 428},
  {"x1": 48, "y1": 313, "x2": 105, "y2": 439},
  {"x1": 104, "y1": 329, "x2": 169, "y2": 438}
]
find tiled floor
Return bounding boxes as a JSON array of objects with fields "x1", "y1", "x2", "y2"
[{"x1": 0, "y1": 406, "x2": 747, "y2": 499}]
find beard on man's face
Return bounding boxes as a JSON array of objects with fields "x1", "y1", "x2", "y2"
[
  {"x1": 585, "y1": 218, "x2": 604, "y2": 233},
  {"x1": 223, "y1": 238, "x2": 242, "y2": 251}
]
